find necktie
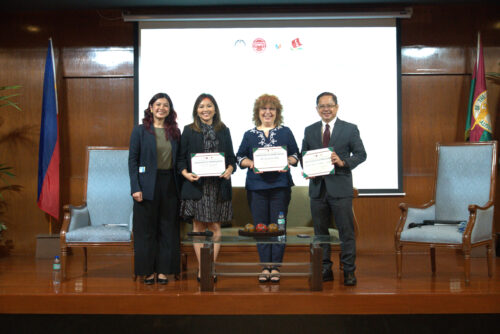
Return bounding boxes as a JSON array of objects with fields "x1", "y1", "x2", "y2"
[{"x1": 322, "y1": 123, "x2": 330, "y2": 148}]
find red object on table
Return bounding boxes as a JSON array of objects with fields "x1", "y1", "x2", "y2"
[{"x1": 255, "y1": 223, "x2": 268, "y2": 232}]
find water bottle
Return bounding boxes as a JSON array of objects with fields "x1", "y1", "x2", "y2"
[
  {"x1": 277, "y1": 212, "x2": 286, "y2": 231},
  {"x1": 277, "y1": 212, "x2": 286, "y2": 242},
  {"x1": 52, "y1": 255, "x2": 61, "y2": 286}
]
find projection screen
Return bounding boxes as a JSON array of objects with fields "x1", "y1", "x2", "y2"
[{"x1": 136, "y1": 17, "x2": 402, "y2": 194}]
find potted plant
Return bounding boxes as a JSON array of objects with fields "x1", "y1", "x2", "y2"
[{"x1": 0, "y1": 85, "x2": 22, "y2": 252}]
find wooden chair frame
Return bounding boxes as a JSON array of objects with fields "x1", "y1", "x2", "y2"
[
  {"x1": 60, "y1": 146, "x2": 135, "y2": 280},
  {"x1": 395, "y1": 141, "x2": 497, "y2": 285}
]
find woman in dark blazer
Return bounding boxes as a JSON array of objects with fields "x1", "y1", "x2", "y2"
[
  {"x1": 178, "y1": 93, "x2": 236, "y2": 281},
  {"x1": 129, "y1": 92, "x2": 181, "y2": 285}
]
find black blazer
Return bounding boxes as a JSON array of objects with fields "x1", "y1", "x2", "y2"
[
  {"x1": 128, "y1": 124, "x2": 180, "y2": 201},
  {"x1": 301, "y1": 119, "x2": 366, "y2": 199},
  {"x1": 177, "y1": 124, "x2": 236, "y2": 201}
]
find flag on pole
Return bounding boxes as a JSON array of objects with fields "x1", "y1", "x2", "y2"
[
  {"x1": 465, "y1": 32, "x2": 492, "y2": 142},
  {"x1": 37, "y1": 39, "x2": 60, "y2": 219}
]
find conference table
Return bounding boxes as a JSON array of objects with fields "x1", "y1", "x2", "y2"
[{"x1": 183, "y1": 234, "x2": 340, "y2": 292}]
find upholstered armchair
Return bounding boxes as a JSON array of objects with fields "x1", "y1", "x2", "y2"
[
  {"x1": 395, "y1": 142, "x2": 497, "y2": 284},
  {"x1": 60, "y1": 147, "x2": 134, "y2": 280}
]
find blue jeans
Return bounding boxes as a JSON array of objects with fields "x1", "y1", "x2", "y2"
[{"x1": 247, "y1": 187, "x2": 291, "y2": 264}]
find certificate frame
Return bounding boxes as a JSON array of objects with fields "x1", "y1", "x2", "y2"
[
  {"x1": 302, "y1": 147, "x2": 335, "y2": 178},
  {"x1": 191, "y1": 152, "x2": 226, "y2": 177},
  {"x1": 253, "y1": 146, "x2": 288, "y2": 172}
]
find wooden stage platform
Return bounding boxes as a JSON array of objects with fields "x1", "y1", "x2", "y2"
[{"x1": 1, "y1": 249, "x2": 499, "y2": 316}]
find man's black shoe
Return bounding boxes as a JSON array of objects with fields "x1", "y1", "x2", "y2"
[
  {"x1": 343, "y1": 271, "x2": 357, "y2": 286},
  {"x1": 322, "y1": 269, "x2": 334, "y2": 282}
]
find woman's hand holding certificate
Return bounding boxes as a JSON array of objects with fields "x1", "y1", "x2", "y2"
[
  {"x1": 191, "y1": 152, "x2": 226, "y2": 177},
  {"x1": 302, "y1": 147, "x2": 335, "y2": 178}
]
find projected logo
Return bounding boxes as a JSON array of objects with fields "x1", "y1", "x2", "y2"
[
  {"x1": 290, "y1": 38, "x2": 303, "y2": 51},
  {"x1": 252, "y1": 38, "x2": 266, "y2": 53},
  {"x1": 234, "y1": 40, "x2": 246, "y2": 48}
]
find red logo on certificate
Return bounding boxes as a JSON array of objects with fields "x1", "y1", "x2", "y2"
[{"x1": 252, "y1": 38, "x2": 266, "y2": 53}]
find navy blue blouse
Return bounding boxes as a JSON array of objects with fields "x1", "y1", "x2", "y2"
[{"x1": 236, "y1": 126, "x2": 299, "y2": 191}]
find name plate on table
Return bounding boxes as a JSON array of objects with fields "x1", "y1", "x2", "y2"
[
  {"x1": 191, "y1": 152, "x2": 226, "y2": 177},
  {"x1": 253, "y1": 146, "x2": 288, "y2": 172},
  {"x1": 302, "y1": 147, "x2": 335, "y2": 178}
]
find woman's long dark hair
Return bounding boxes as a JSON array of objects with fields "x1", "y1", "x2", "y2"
[
  {"x1": 142, "y1": 92, "x2": 180, "y2": 140},
  {"x1": 190, "y1": 93, "x2": 226, "y2": 132}
]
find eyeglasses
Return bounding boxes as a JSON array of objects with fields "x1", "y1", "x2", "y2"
[{"x1": 317, "y1": 104, "x2": 337, "y2": 110}]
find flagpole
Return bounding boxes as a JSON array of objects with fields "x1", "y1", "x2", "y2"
[{"x1": 49, "y1": 215, "x2": 52, "y2": 236}]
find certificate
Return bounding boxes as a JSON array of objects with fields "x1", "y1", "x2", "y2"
[
  {"x1": 191, "y1": 152, "x2": 226, "y2": 177},
  {"x1": 253, "y1": 146, "x2": 288, "y2": 172},
  {"x1": 302, "y1": 147, "x2": 335, "y2": 178}
]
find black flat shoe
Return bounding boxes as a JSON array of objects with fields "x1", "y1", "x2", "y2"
[
  {"x1": 157, "y1": 275, "x2": 168, "y2": 285},
  {"x1": 144, "y1": 275, "x2": 155, "y2": 285}
]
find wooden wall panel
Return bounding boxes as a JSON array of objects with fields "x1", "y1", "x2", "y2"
[
  {"x1": 399, "y1": 4, "x2": 500, "y2": 47},
  {"x1": 402, "y1": 76, "x2": 470, "y2": 176},
  {"x1": 402, "y1": 46, "x2": 500, "y2": 75},
  {"x1": 401, "y1": 47, "x2": 469, "y2": 75},
  {"x1": 0, "y1": 47, "x2": 56, "y2": 253},
  {"x1": 61, "y1": 48, "x2": 134, "y2": 78},
  {"x1": 0, "y1": 10, "x2": 132, "y2": 48},
  {"x1": 0, "y1": 10, "x2": 135, "y2": 254},
  {"x1": 61, "y1": 78, "x2": 134, "y2": 207}
]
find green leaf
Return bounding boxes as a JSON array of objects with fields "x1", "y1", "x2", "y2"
[
  {"x1": 0, "y1": 101, "x2": 21, "y2": 111},
  {"x1": 0, "y1": 85, "x2": 22, "y2": 91},
  {"x1": 0, "y1": 165, "x2": 15, "y2": 178},
  {"x1": 0, "y1": 93, "x2": 20, "y2": 101}
]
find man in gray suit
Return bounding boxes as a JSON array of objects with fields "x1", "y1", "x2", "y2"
[{"x1": 301, "y1": 92, "x2": 366, "y2": 286}]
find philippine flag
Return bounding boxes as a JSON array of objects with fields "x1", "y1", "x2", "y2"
[{"x1": 37, "y1": 39, "x2": 60, "y2": 219}]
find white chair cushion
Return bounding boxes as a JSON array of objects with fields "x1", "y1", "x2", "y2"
[
  {"x1": 400, "y1": 225, "x2": 463, "y2": 244},
  {"x1": 66, "y1": 225, "x2": 131, "y2": 243}
]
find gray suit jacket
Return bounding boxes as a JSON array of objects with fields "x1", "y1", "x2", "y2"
[{"x1": 301, "y1": 119, "x2": 366, "y2": 199}]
